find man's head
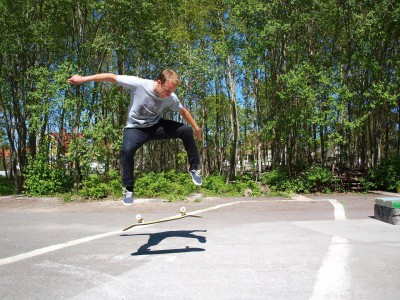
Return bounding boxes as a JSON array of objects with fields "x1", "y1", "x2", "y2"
[
  {"x1": 154, "y1": 69, "x2": 180, "y2": 98},
  {"x1": 157, "y1": 69, "x2": 181, "y2": 86}
]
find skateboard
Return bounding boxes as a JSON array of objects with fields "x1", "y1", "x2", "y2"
[{"x1": 122, "y1": 207, "x2": 202, "y2": 231}]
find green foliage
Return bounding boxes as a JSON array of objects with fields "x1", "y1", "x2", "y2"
[
  {"x1": 203, "y1": 174, "x2": 262, "y2": 196},
  {"x1": 261, "y1": 168, "x2": 293, "y2": 192},
  {"x1": 79, "y1": 174, "x2": 110, "y2": 200},
  {"x1": 202, "y1": 175, "x2": 227, "y2": 195},
  {"x1": 261, "y1": 165, "x2": 337, "y2": 193},
  {"x1": 75, "y1": 171, "x2": 266, "y2": 201},
  {"x1": 108, "y1": 169, "x2": 124, "y2": 198},
  {"x1": 57, "y1": 169, "x2": 205, "y2": 201},
  {"x1": 360, "y1": 155, "x2": 400, "y2": 192},
  {"x1": 24, "y1": 157, "x2": 73, "y2": 195},
  {"x1": 0, "y1": 177, "x2": 14, "y2": 195},
  {"x1": 78, "y1": 169, "x2": 123, "y2": 200},
  {"x1": 295, "y1": 165, "x2": 338, "y2": 193},
  {"x1": 135, "y1": 170, "x2": 197, "y2": 201}
]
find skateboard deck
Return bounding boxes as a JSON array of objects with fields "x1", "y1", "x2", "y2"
[{"x1": 122, "y1": 207, "x2": 202, "y2": 231}]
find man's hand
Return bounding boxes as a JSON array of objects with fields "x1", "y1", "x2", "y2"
[
  {"x1": 194, "y1": 127, "x2": 201, "y2": 140},
  {"x1": 67, "y1": 75, "x2": 85, "y2": 85},
  {"x1": 179, "y1": 108, "x2": 202, "y2": 140}
]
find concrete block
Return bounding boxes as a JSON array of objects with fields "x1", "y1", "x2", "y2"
[{"x1": 374, "y1": 204, "x2": 400, "y2": 225}]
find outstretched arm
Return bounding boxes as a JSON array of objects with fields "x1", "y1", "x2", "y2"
[
  {"x1": 179, "y1": 107, "x2": 201, "y2": 140},
  {"x1": 67, "y1": 73, "x2": 118, "y2": 85}
]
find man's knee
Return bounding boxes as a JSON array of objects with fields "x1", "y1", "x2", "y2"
[
  {"x1": 179, "y1": 125, "x2": 194, "y2": 139},
  {"x1": 122, "y1": 140, "x2": 141, "y2": 155},
  {"x1": 182, "y1": 124, "x2": 193, "y2": 134}
]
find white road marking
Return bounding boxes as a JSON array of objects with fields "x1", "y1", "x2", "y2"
[
  {"x1": 310, "y1": 235, "x2": 351, "y2": 299},
  {"x1": 329, "y1": 199, "x2": 347, "y2": 220},
  {"x1": 310, "y1": 199, "x2": 351, "y2": 299},
  {"x1": 0, "y1": 229, "x2": 122, "y2": 267},
  {"x1": 190, "y1": 200, "x2": 246, "y2": 215}
]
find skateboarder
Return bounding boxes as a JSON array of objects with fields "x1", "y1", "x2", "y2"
[{"x1": 67, "y1": 70, "x2": 202, "y2": 206}]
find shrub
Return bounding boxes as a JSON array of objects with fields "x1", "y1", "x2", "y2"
[
  {"x1": 203, "y1": 174, "x2": 262, "y2": 196},
  {"x1": 0, "y1": 176, "x2": 14, "y2": 195},
  {"x1": 202, "y1": 175, "x2": 228, "y2": 195},
  {"x1": 79, "y1": 174, "x2": 110, "y2": 199},
  {"x1": 261, "y1": 168, "x2": 293, "y2": 192},
  {"x1": 261, "y1": 165, "x2": 337, "y2": 193},
  {"x1": 135, "y1": 170, "x2": 197, "y2": 201},
  {"x1": 24, "y1": 158, "x2": 72, "y2": 195},
  {"x1": 296, "y1": 165, "x2": 337, "y2": 193},
  {"x1": 77, "y1": 169, "x2": 199, "y2": 201},
  {"x1": 231, "y1": 174, "x2": 263, "y2": 196},
  {"x1": 361, "y1": 155, "x2": 400, "y2": 192},
  {"x1": 108, "y1": 169, "x2": 123, "y2": 198}
]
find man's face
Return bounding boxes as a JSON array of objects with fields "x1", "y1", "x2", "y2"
[{"x1": 156, "y1": 80, "x2": 177, "y2": 98}]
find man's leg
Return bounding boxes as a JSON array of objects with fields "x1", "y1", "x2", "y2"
[
  {"x1": 121, "y1": 128, "x2": 151, "y2": 205},
  {"x1": 156, "y1": 119, "x2": 202, "y2": 185}
]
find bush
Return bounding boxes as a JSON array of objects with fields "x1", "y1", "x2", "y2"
[
  {"x1": 202, "y1": 175, "x2": 228, "y2": 195},
  {"x1": 135, "y1": 170, "x2": 197, "y2": 201},
  {"x1": 361, "y1": 155, "x2": 400, "y2": 192},
  {"x1": 24, "y1": 158, "x2": 72, "y2": 195},
  {"x1": 296, "y1": 165, "x2": 337, "y2": 193},
  {"x1": 0, "y1": 176, "x2": 14, "y2": 195},
  {"x1": 79, "y1": 174, "x2": 110, "y2": 199},
  {"x1": 203, "y1": 174, "x2": 262, "y2": 196},
  {"x1": 108, "y1": 169, "x2": 123, "y2": 198},
  {"x1": 60, "y1": 169, "x2": 122, "y2": 201},
  {"x1": 261, "y1": 168, "x2": 293, "y2": 192},
  {"x1": 76, "y1": 166, "x2": 339, "y2": 199},
  {"x1": 261, "y1": 165, "x2": 337, "y2": 193}
]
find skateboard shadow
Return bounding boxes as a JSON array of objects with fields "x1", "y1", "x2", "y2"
[{"x1": 121, "y1": 230, "x2": 207, "y2": 256}]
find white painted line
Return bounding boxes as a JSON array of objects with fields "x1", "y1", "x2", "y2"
[
  {"x1": 0, "y1": 230, "x2": 122, "y2": 267},
  {"x1": 310, "y1": 199, "x2": 351, "y2": 299},
  {"x1": 191, "y1": 201, "x2": 246, "y2": 215},
  {"x1": 310, "y1": 236, "x2": 351, "y2": 299},
  {"x1": 329, "y1": 199, "x2": 347, "y2": 220}
]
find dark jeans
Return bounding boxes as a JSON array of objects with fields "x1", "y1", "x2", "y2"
[{"x1": 121, "y1": 118, "x2": 201, "y2": 188}]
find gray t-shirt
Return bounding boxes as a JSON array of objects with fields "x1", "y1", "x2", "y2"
[{"x1": 117, "y1": 75, "x2": 183, "y2": 128}]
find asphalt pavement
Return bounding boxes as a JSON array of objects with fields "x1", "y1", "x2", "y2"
[{"x1": 1, "y1": 192, "x2": 400, "y2": 299}]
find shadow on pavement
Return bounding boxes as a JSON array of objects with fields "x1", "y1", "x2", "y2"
[{"x1": 121, "y1": 230, "x2": 207, "y2": 256}]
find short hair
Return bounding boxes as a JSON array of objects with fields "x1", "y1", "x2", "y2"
[{"x1": 157, "y1": 69, "x2": 181, "y2": 86}]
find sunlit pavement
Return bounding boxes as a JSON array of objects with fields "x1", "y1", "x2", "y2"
[{"x1": 1, "y1": 193, "x2": 400, "y2": 299}]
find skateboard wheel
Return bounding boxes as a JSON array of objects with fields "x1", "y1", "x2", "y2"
[
  {"x1": 180, "y1": 206, "x2": 187, "y2": 216},
  {"x1": 136, "y1": 214, "x2": 143, "y2": 223}
]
